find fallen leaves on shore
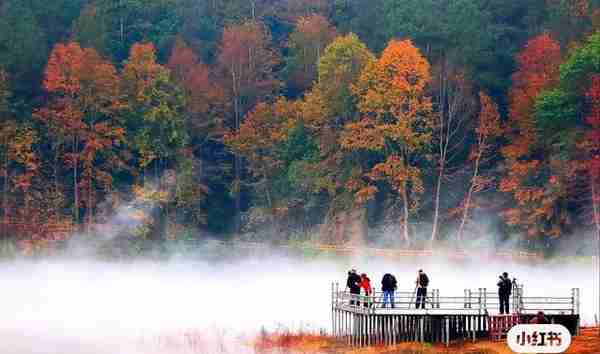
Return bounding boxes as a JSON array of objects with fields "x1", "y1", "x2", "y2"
[{"x1": 254, "y1": 327, "x2": 599, "y2": 354}]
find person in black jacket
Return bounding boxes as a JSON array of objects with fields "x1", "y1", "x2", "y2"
[
  {"x1": 346, "y1": 269, "x2": 361, "y2": 306},
  {"x1": 415, "y1": 269, "x2": 429, "y2": 309},
  {"x1": 381, "y1": 273, "x2": 397, "y2": 308},
  {"x1": 497, "y1": 272, "x2": 512, "y2": 314}
]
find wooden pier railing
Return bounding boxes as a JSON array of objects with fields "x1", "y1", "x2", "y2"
[{"x1": 331, "y1": 282, "x2": 581, "y2": 347}]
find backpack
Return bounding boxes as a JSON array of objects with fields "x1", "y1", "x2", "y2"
[
  {"x1": 503, "y1": 278, "x2": 512, "y2": 294},
  {"x1": 419, "y1": 273, "x2": 429, "y2": 287},
  {"x1": 382, "y1": 273, "x2": 397, "y2": 290},
  {"x1": 498, "y1": 277, "x2": 512, "y2": 294}
]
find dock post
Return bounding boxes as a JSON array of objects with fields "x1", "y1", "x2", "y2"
[
  {"x1": 347, "y1": 311, "x2": 350, "y2": 344},
  {"x1": 519, "y1": 284, "x2": 524, "y2": 313},
  {"x1": 445, "y1": 317, "x2": 450, "y2": 347},
  {"x1": 419, "y1": 317, "x2": 424, "y2": 343},
  {"x1": 336, "y1": 282, "x2": 340, "y2": 338},
  {"x1": 347, "y1": 311, "x2": 350, "y2": 346},
  {"x1": 468, "y1": 289, "x2": 472, "y2": 309},
  {"x1": 331, "y1": 282, "x2": 335, "y2": 337},
  {"x1": 483, "y1": 288, "x2": 487, "y2": 313},
  {"x1": 368, "y1": 313, "x2": 372, "y2": 346},
  {"x1": 571, "y1": 288, "x2": 576, "y2": 315},
  {"x1": 573, "y1": 288, "x2": 581, "y2": 335},
  {"x1": 575, "y1": 288, "x2": 580, "y2": 315},
  {"x1": 359, "y1": 314, "x2": 363, "y2": 347},
  {"x1": 477, "y1": 288, "x2": 483, "y2": 334},
  {"x1": 353, "y1": 313, "x2": 357, "y2": 347},
  {"x1": 342, "y1": 309, "x2": 345, "y2": 341},
  {"x1": 478, "y1": 288, "x2": 482, "y2": 315}
]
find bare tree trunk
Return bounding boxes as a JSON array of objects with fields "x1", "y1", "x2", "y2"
[
  {"x1": 457, "y1": 151, "x2": 482, "y2": 243},
  {"x1": 593, "y1": 179, "x2": 600, "y2": 331},
  {"x1": 347, "y1": 206, "x2": 367, "y2": 246},
  {"x1": 53, "y1": 146, "x2": 60, "y2": 222},
  {"x1": 431, "y1": 164, "x2": 444, "y2": 242},
  {"x1": 119, "y1": 0, "x2": 125, "y2": 46},
  {"x1": 316, "y1": 45, "x2": 321, "y2": 68},
  {"x1": 264, "y1": 181, "x2": 279, "y2": 239},
  {"x1": 401, "y1": 181, "x2": 410, "y2": 246},
  {"x1": 73, "y1": 137, "x2": 79, "y2": 226},
  {"x1": 2, "y1": 146, "x2": 8, "y2": 239},
  {"x1": 592, "y1": 178, "x2": 600, "y2": 244},
  {"x1": 431, "y1": 58, "x2": 468, "y2": 244},
  {"x1": 87, "y1": 175, "x2": 93, "y2": 233},
  {"x1": 264, "y1": 180, "x2": 272, "y2": 210},
  {"x1": 431, "y1": 61, "x2": 446, "y2": 243},
  {"x1": 232, "y1": 68, "x2": 242, "y2": 234},
  {"x1": 24, "y1": 191, "x2": 30, "y2": 226}
]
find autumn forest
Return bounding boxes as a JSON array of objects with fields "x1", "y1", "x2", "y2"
[{"x1": 0, "y1": 0, "x2": 599, "y2": 257}]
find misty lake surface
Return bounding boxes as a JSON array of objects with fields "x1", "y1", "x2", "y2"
[{"x1": 0, "y1": 243, "x2": 597, "y2": 354}]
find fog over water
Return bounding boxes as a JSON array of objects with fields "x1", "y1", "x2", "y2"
[{"x1": 0, "y1": 249, "x2": 597, "y2": 354}]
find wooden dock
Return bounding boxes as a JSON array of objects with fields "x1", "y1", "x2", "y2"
[{"x1": 331, "y1": 283, "x2": 581, "y2": 347}]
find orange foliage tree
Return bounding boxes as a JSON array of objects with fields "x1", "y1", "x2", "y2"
[
  {"x1": 122, "y1": 42, "x2": 186, "y2": 176},
  {"x1": 124, "y1": 42, "x2": 205, "y2": 236},
  {"x1": 286, "y1": 14, "x2": 337, "y2": 92},
  {"x1": 0, "y1": 71, "x2": 52, "y2": 247},
  {"x1": 342, "y1": 39, "x2": 433, "y2": 245},
  {"x1": 500, "y1": 34, "x2": 566, "y2": 238},
  {"x1": 1, "y1": 123, "x2": 40, "y2": 225},
  {"x1": 224, "y1": 98, "x2": 299, "y2": 210},
  {"x1": 584, "y1": 75, "x2": 600, "y2": 240},
  {"x1": 0, "y1": 69, "x2": 10, "y2": 235},
  {"x1": 38, "y1": 42, "x2": 124, "y2": 231},
  {"x1": 217, "y1": 21, "x2": 281, "y2": 233},
  {"x1": 167, "y1": 38, "x2": 225, "y2": 138},
  {"x1": 290, "y1": 34, "x2": 375, "y2": 242}
]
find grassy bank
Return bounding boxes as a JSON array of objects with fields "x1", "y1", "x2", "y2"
[{"x1": 254, "y1": 327, "x2": 600, "y2": 354}]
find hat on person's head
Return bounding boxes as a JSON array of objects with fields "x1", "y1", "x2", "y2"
[
  {"x1": 418, "y1": 269, "x2": 423, "y2": 273},
  {"x1": 503, "y1": 272, "x2": 509, "y2": 277},
  {"x1": 361, "y1": 273, "x2": 367, "y2": 277},
  {"x1": 351, "y1": 269, "x2": 357, "y2": 274}
]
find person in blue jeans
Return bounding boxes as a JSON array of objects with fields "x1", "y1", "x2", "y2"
[
  {"x1": 381, "y1": 273, "x2": 397, "y2": 308},
  {"x1": 415, "y1": 269, "x2": 429, "y2": 309}
]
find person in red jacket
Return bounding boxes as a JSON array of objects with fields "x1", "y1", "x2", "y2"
[{"x1": 361, "y1": 273, "x2": 372, "y2": 307}]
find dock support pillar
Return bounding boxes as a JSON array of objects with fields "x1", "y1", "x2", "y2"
[{"x1": 445, "y1": 316, "x2": 450, "y2": 347}]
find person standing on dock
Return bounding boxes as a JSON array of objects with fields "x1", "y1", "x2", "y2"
[
  {"x1": 497, "y1": 272, "x2": 512, "y2": 314},
  {"x1": 346, "y1": 269, "x2": 361, "y2": 306},
  {"x1": 381, "y1": 273, "x2": 397, "y2": 308},
  {"x1": 415, "y1": 269, "x2": 429, "y2": 309},
  {"x1": 361, "y1": 273, "x2": 372, "y2": 308}
]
